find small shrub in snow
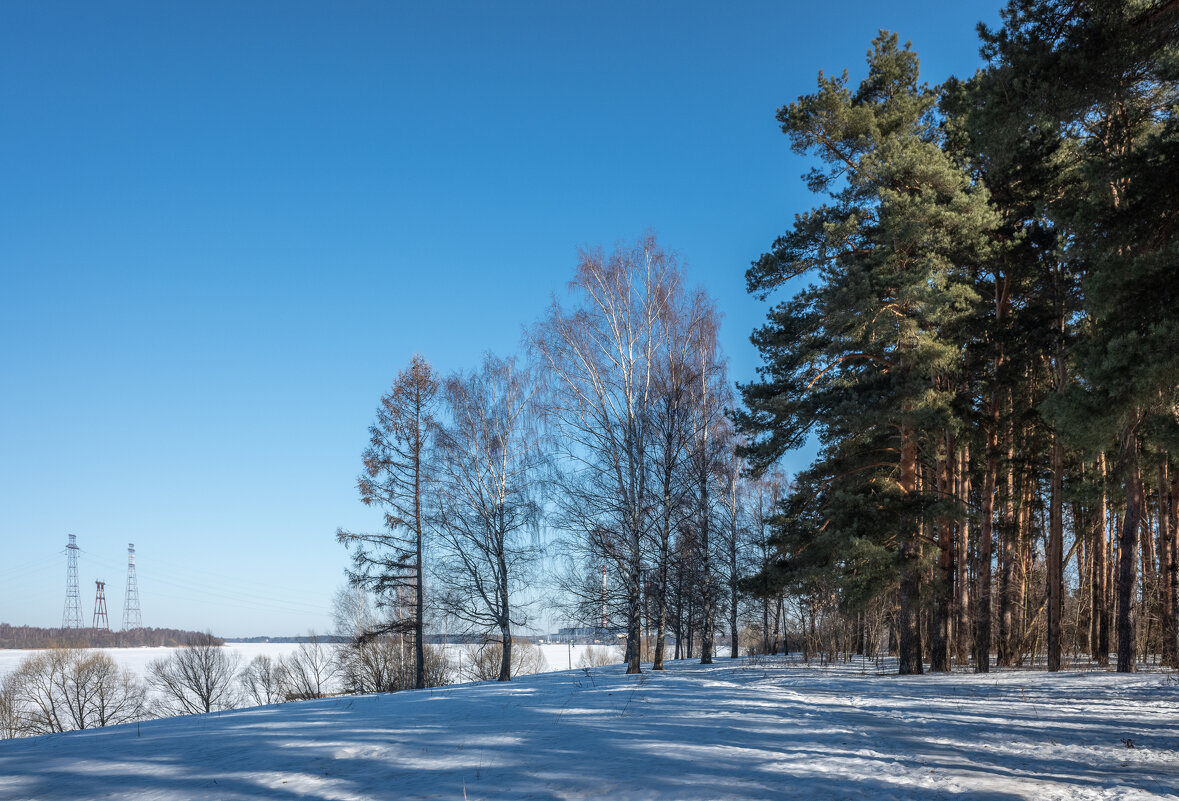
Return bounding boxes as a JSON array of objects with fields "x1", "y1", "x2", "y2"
[
  {"x1": 576, "y1": 645, "x2": 616, "y2": 669},
  {"x1": 239, "y1": 654, "x2": 285, "y2": 706},
  {"x1": 4, "y1": 648, "x2": 145, "y2": 736},
  {"x1": 147, "y1": 636, "x2": 241, "y2": 715},
  {"x1": 277, "y1": 635, "x2": 338, "y2": 701},
  {"x1": 465, "y1": 639, "x2": 547, "y2": 681}
]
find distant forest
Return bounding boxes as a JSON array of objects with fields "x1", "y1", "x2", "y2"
[{"x1": 0, "y1": 625, "x2": 222, "y2": 649}]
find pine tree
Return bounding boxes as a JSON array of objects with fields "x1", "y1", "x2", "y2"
[
  {"x1": 338, "y1": 354, "x2": 438, "y2": 690},
  {"x1": 979, "y1": 0, "x2": 1179, "y2": 672},
  {"x1": 740, "y1": 32, "x2": 997, "y2": 674}
]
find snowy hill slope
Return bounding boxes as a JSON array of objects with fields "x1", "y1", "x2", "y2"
[{"x1": 1, "y1": 657, "x2": 1176, "y2": 800}]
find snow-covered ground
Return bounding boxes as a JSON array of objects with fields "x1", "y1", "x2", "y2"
[{"x1": 2, "y1": 655, "x2": 1176, "y2": 800}]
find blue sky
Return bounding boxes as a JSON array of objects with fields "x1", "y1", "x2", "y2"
[{"x1": 0, "y1": 1, "x2": 1001, "y2": 636}]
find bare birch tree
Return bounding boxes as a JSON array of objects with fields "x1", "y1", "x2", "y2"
[
  {"x1": 748, "y1": 468, "x2": 788, "y2": 655},
  {"x1": 433, "y1": 353, "x2": 543, "y2": 681},
  {"x1": 648, "y1": 289, "x2": 713, "y2": 669},
  {"x1": 531, "y1": 235, "x2": 679, "y2": 674},
  {"x1": 716, "y1": 420, "x2": 750, "y2": 659},
  {"x1": 686, "y1": 307, "x2": 728, "y2": 664}
]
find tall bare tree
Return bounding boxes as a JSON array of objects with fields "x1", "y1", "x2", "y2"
[
  {"x1": 686, "y1": 306, "x2": 727, "y2": 664},
  {"x1": 717, "y1": 421, "x2": 751, "y2": 659},
  {"x1": 433, "y1": 353, "x2": 544, "y2": 681},
  {"x1": 648, "y1": 288, "x2": 714, "y2": 669},
  {"x1": 338, "y1": 354, "x2": 438, "y2": 690},
  {"x1": 747, "y1": 468, "x2": 788, "y2": 655},
  {"x1": 532, "y1": 235, "x2": 679, "y2": 674}
]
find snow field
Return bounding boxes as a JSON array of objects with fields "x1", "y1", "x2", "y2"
[
  {"x1": 0, "y1": 642, "x2": 624, "y2": 694},
  {"x1": 1, "y1": 655, "x2": 1176, "y2": 800}
]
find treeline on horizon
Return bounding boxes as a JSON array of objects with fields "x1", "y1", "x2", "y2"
[
  {"x1": 339, "y1": 0, "x2": 1179, "y2": 680},
  {"x1": 0, "y1": 624, "x2": 224, "y2": 650}
]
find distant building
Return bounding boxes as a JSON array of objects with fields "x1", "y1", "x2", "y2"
[{"x1": 548, "y1": 626, "x2": 625, "y2": 643}]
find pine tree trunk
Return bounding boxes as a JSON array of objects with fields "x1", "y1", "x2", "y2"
[
  {"x1": 974, "y1": 402, "x2": 999, "y2": 673},
  {"x1": 956, "y1": 444, "x2": 972, "y2": 664},
  {"x1": 998, "y1": 413, "x2": 1017, "y2": 668},
  {"x1": 1166, "y1": 465, "x2": 1179, "y2": 668},
  {"x1": 931, "y1": 433, "x2": 954, "y2": 672},
  {"x1": 1015, "y1": 481, "x2": 1031, "y2": 667},
  {"x1": 1093, "y1": 453, "x2": 1111, "y2": 664},
  {"x1": 1048, "y1": 435, "x2": 1064, "y2": 671},
  {"x1": 1155, "y1": 463, "x2": 1173, "y2": 666},
  {"x1": 898, "y1": 551, "x2": 923, "y2": 675},
  {"x1": 1141, "y1": 488, "x2": 1158, "y2": 660},
  {"x1": 762, "y1": 594, "x2": 770, "y2": 656},
  {"x1": 772, "y1": 596, "x2": 783, "y2": 655},
  {"x1": 898, "y1": 434, "x2": 923, "y2": 675},
  {"x1": 1117, "y1": 423, "x2": 1143, "y2": 673}
]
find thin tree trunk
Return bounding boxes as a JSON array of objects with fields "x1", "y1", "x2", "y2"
[
  {"x1": 772, "y1": 597, "x2": 783, "y2": 655},
  {"x1": 414, "y1": 417, "x2": 426, "y2": 690},
  {"x1": 699, "y1": 467, "x2": 714, "y2": 665},
  {"x1": 498, "y1": 543, "x2": 512, "y2": 682},
  {"x1": 1093, "y1": 453, "x2": 1111, "y2": 664},
  {"x1": 625, "y1": 530, "x2": 643, "y2": 674},
  {"x1": 931, "y1": 431, "x2": 954, "y2": 672},
  {"x1": 1048, "y1": 435, "x2": 1064, "y2": 671},
  {"x1": 730, "y1": 500, "x2": 740, "y2": 659},
  {"x1": 956, "y1": 444, "x2": 972, "y2": 664},
  {"x1": 653, "y1": 472, "x2": 673, "y2": 670},
  {"x1": 762, "y1": 592, "x2": 770, "y2": 655},
  {"x1": 898, "y1": 434, "x2": 923, "y2": 675},
  {"x1": 1166, "y1": 463, "x2": 1179, "y2": 667},
  {"x1": 1141, "y1": 484, "x2": 1158, "y2": 663},
  {"x1": 974, "y1": 396, "x2": 999, "y2": 673},
  {"x1": 998, "y1": 403, "x2": 1017, "y2": 668},
  {"x1": 1164, "y1": 463, "x2": 1179, "y2": 667}
]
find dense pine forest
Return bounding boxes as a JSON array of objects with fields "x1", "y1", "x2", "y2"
[{"x1": 737, "y1": 0, "x2": 1179, "y2": 674}]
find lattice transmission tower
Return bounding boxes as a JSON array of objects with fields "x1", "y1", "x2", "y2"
[
  {"x1": 122, "y1": 543, "x2": 142, "y2": 630},
  {"x1": 62, "y1": 534, "x2": 83, "y2": 629},
  {"x1": 93, "y1": 580, "x2": 109, "y2": 631}
]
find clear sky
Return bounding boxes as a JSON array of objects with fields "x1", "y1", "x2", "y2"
[{"x1": 0, "y1": 1, "x2": 1001, "y2": 637}]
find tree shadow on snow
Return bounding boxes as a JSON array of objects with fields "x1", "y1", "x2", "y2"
[{"x1": 0, "y1": 658, "x2": 1175, "y2": 800}]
